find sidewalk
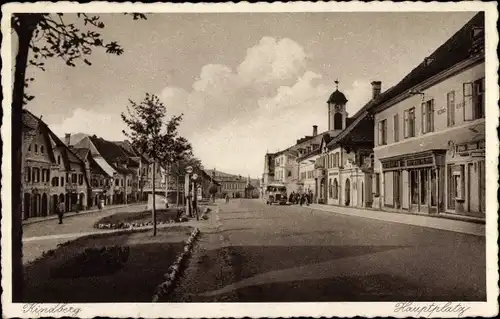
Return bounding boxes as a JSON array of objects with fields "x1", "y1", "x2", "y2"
[
  {"x1": 22, "y1": 203, "x2": 145, "y2": 226},
  {"x1": 308, "y1": 204, "x2": 485, "y2": 237}
]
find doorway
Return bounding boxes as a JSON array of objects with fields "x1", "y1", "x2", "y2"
[{"x1": 345, "y1": 179, "x2": 351, "y2": 206}]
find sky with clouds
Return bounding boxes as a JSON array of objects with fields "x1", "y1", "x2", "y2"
[{"x1": 20, "y1": 11, "x2": 477, "y2": 178}]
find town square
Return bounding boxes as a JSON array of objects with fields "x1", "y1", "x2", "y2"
[{"x1": 2, "y1": 3, "x2": 497, "y2": 318}]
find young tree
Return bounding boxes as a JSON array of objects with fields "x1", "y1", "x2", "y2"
[
  {"x1": 209, "y1": 184, "x2": 219, "y2": 202},
  {"x1": 170, "y1": 157, "x2": 203, "y2": 207},
  {"x1": 10, "y1": 12, "x2": 146, "y2": 301},
  {"x1": 121, "y1": 93, "x2": 191, "y2": 236}
]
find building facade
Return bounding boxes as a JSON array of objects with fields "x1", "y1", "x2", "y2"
[{"x1": 372, "y1": 12, "x2": 485, "y2": 219}]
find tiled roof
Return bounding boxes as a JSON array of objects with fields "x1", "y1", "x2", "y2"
[
  {"x1": 90, "y1": 135, "x2": 129, "y2": 164},
  {"x1": 73, "y1": 148, "x2": 89, "y2": 162},
  {"x1": 22, "y1": 109, "x2": 39, "y2": 130},
  {"x1": 372, "y1": 12, "x2": 484, "y2": 111}
]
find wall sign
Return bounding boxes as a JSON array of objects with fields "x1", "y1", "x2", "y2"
[{"x1": 437, "y1": 108, "x2": 446, "y2": 115}]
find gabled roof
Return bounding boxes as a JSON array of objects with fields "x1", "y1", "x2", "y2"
[
  {"x1": 372, "y1": 12, "x2": 484, "y2": 112},
  {"x1": 90, "y1": 135, "x2": 129, "y2": 164}
]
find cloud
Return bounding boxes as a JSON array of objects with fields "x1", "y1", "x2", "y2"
[
  {"x1": 49, "y1": 108, "x2": 127, "y2": 141},
  {"x1": 343, "y1": 80, "x2": 374, "y2": 116}
]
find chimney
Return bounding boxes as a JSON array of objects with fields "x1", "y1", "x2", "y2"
[
  {"x1": 313, "y1": 125, "x2": 318, "y2": 136},
  {"x1": 371, "y1": 81, "x2": 382, "y2": 99},
  {"x1": 65, "y1": 133, "x2": 71, "y2": 146}
]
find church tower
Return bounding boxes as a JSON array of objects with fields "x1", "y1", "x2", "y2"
[{"x1": 327, "y1": 80, "x2": 348, "y2": 131}]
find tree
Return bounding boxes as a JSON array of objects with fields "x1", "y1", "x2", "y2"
[
  {"x1": 121, "y1": 93, "x2": 191, "y2": 236},
  {"x1": 170, "y1": 157, "x2": 203, "y2": 208},
  {"x1": 209, "y1": 184, "x2": 219, "y2": 202},
  {"x1": 10, "y1": 12, "x2": 146, "y2": 301}
]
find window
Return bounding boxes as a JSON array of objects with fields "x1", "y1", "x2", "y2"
[
  {"x1": 28, "y1": 144, "x2": 31, "y2": 152},
  {"x1": 420, "y1": 169, "x2": 428, "y2": 204},
  {"x1": 393, "y1": 114, "x2": 399, "y2": 142},
  {"x1": 60, "y1": 176, "x2": 64, "y2": 186},
  {"x1": 52, "y1": 177, "x2": 58, "y2": 187},
  {"x1": 25, "y1": 167, "x2": 31, "y2": 183},
  {"x1": 474, "y1": 77, "x2": 485, "y2": 119},
  {"x1": 72, "y1": 173, "x2": 77, "y2": 184},
  {"x1": 421, "y1": 99, "x2": 435, "y2": 134},
  {"x1": 378, "y1": 119, "x2": 387, "y2": 145},
  {"x1": 410, "y1": 171, "x2": 419, "y2": 205},
  {"x1": 464, "y1": 79, "x2": 485, "y2": 121},
  {"x1": 40, "y1": 145, "x2": 44, "y2": 154},
  {"x1": 447, "y1": 91, "x2": 455, "y2": 126},
  {"x1": 404, "y1": 108, "x2": 416, "y2": 138},
  {"x1": 35, "y1": 144, "x2": 38, "y2": 153},
  {"x1": 78, "y1": 174, "x2": 83, "y2": 185},
  {"x1": 35, "y1": 168, "x2": 40, "y2": 183},
  {"x1": 57, "y1": 156, "x2": 61, "y2": 165},
  {"x1": 115, "y1": 179, "x2": 119, "y2": 186}
]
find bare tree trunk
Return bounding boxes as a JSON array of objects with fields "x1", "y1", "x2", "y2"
[
  {"x1": 176, "y1": 175, "x2": 180, "y2": 207},
  {"x1": 152, "y1": 161, "x2": 157, "y2": 236},
  {"x1": 12, "y1": 15, "x2": 41, "y2": 301}
]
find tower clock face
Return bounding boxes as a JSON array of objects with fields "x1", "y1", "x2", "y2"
[{"x1": 335, "y1": 104, "x2": 343, "y2": 112}]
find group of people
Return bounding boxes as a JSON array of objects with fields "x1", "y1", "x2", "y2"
[{"x1": 288, "y1": 190, "x2": 314, "y2": 206}]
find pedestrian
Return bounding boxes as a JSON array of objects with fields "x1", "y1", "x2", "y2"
[
  {"x1": 57, "y1": 201, "x2": 65, "y2": 224},
  {"x1": 225, "y1": 194, "x2": 229, "y2": 203},
  {"x1": 288, "y1": 191, "x2": 294, "y2": 204}
]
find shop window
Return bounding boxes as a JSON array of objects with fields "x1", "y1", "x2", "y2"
[
  {"x1": 447, "y1": 91, "x2": 455, "y2": 127},
  {"x1": 420, "y1": 169, "x2": 428, "y2": 205},
  {"x1": 393, "y1": 113, "x2": 399, "y2": 142},
  {"x1": 431, "y1": 169, "x2": 437, "y2": 207},
  {"x1": 378, "y1": 119, "x2": 387, "y2": 145},
  {"x1": 421, "y1": 99, "x2": 434, "y2": 134},
  {"x1": 410, "y1": 170, "x2": 419, "y2": 205}
]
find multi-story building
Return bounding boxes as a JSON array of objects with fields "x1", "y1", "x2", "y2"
[
  {"x1": 208, "y1": 169, "x2": 247, "y2": 198},
  {"x1": 73, "y1": 135, "x2": 136, "y2": 205},
  {"x1": 372, "y1": 12, "x2": 485, "y2": 219},
  {"x1": 316, "y1": 89, "x2": 376, "y2": 207},
  {"x1": 22, "y1": 111, "x2": 91, "y2": 219}
]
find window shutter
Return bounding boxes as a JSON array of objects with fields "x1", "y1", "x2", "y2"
[
  {"x1": 403, "y1": 110, "x2": 409, "y2": 138},
  {"x1": 463, "y1": 82, "x2": 474, "y2": 121},
  {"x1": 421, "y1": 102, "x2": 427, "y2": 134}
]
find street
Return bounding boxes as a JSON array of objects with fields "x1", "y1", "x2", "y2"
[{"x1": 170, "y1": 199, "x2": 486, "y2": 302}]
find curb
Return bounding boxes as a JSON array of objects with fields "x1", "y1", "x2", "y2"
[
  {"x1": 94, "y1": 218, "x2": 188, "y2": 230},
  {"x1": 152, "y1": 227, "x2": 201, "y2": 302},
  {"x1": 22, "y1": 203, "x2": 144, "y2": 226},
  {"x1": 310, "y1": 204, "x2": 486, "y2": 225}
]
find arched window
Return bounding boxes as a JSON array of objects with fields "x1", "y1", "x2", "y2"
[
  {"x1": 334, "y1": 113, "x2": 343, "y2": 130},
  {"x1": 333, "y1": 179, "x2": 339, "y2": 199}
]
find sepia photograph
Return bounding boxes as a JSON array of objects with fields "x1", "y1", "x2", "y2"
[{"x1": 1, "y1": 1, "x2": 498, "y2": 318}]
